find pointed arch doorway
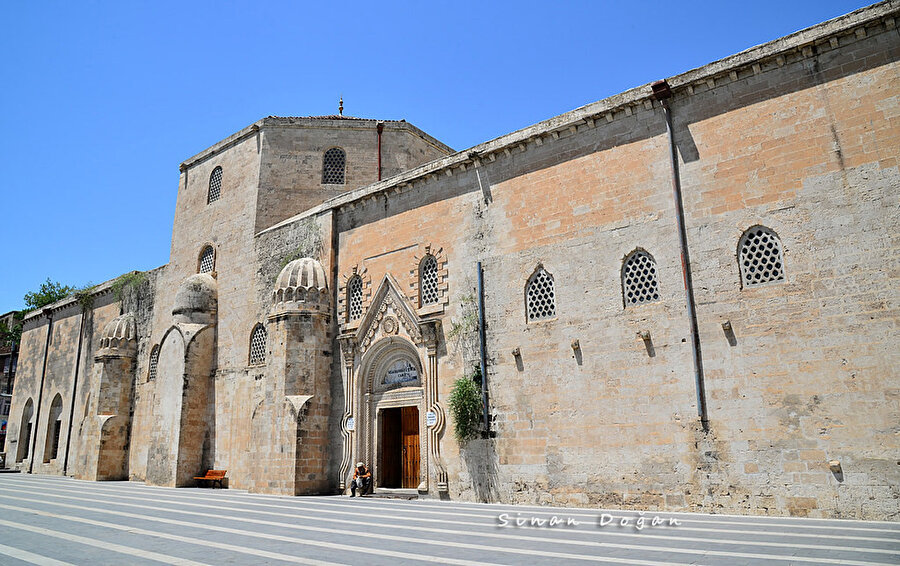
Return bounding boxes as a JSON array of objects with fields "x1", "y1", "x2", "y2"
[
  {"x1": 339, "y1": 274, "x2": 449, "y2": 495},
  {"x1": 357, "y1": 337, "x2": 427, "y2": 491}
]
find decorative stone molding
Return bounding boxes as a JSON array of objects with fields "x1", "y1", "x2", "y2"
[
  {"x1": 420, "y1": 319, "x2": 441, "y2": 356},
  {"x1": 381, "y1": 316, "x2": 399, "y2": 335},
  {"x1": 338, "y1": 334, "x2": 358, "y2": 489},
  {"x1": 410, "y1": 244, "x2": 450, "y2": 314},
  {"x1": 338, "y1": 334, "x2": 357, "y2": 367},
  {"x1": 338, "y1": 264, "x2": 372, "y2": 329},
  {"x1": 343, "y1": 273, "x2": 449, "y2": 494},
  {"x1": 284, "y1": 395, "x2": 313, "y2": 419},
  {"x1": 425, "y1": 341, "x2": 448, "y2": 493},
  {"x1": 357, "y1": 275, "x2": 423, "y2": 356},
  {"x1": 359, "y1": 337, "x2": 428, "y2": 491},
  {"x1": 362, "y1": 336, "x2": 423, "y2": 394}
]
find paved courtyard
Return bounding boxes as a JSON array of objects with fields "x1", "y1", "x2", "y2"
[{"x1": 0, "y1": 474, "x2": 896, "y2": 565}]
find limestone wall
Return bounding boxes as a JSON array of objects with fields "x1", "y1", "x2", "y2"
[
  {"x1": 7, "y1": 292, "x2": 122, "y2": 477},
  {"x1": 129, "y1": 117, "x2": 445, "y2": 490},
  {"x1": 127, "y1": 127, "x2": 262, "y2": 485},
  {"x1": 674, "y1": 22, "x2": 900, "y2": 519},
  {"x1": 255, "y1": 118, "x2": 452, "y2": 232},
  {"x1": 320, "y1": 11, "x2": 899, "y2": 518},
  {"x1": 4, "y1": 315, "x2": 49, "y2": 465},
  {"x1": 4, "y1": 0, "x2": 894, "y2": 521},
  {"x1": 249, "y1": 215, "x2": 337, "y2": 492}
]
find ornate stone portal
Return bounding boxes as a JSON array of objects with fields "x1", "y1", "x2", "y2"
[{"x1": 339, "y1": 275, "x2": 447, "y2": 494}]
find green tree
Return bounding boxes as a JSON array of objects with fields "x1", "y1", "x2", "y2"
[
  {"x1": 0, "y1": 312, "x2": 24, "y2": 347},
  {"x1": 23, "y1": 278, "x2": 75, "y2": 312}
]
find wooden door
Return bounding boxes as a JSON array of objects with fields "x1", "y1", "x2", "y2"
[
  {"x1": 400, "y1": 406, "x2": 419, "y2": 488},
  {"x1": 381, "y1": 409, "x2": 401, "y2": 488}
]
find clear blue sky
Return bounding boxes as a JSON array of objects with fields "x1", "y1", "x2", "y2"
[{"x1": 0, "y1": 0, "x2": 871, "y2": 313}]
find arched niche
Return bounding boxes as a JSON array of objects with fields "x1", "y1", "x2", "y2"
[
  {"x1": 43, "y1": 393, "x2": 64, "y2": 463},
  {"x1": 360, "y1": 336, "x2": 424, "y2": 395},
  {"x1": 145, "y1": 323, "x2": 215, "y2": 487},
  {"x1": 16, "y1": 398, "x2": 34, "y2": 463}
]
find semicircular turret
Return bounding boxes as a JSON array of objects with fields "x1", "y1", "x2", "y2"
[
  {"x1": 272, "y1": 258, "x2": 329, "y2": 316},
  {"x1": 96, "y1": 313, "x2": 137, "y2": 358},
  {"x1": 172, "y1": 273, "x2": 218, "y2": 324}
]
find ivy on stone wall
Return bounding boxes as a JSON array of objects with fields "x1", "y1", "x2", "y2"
[
  {"x1": 111, "y1": 271, "x2": 147, "y2": 302},
  {"x1": 449, "y1": 369, "x2": 483, "y2": 444},
  {"x1": 278, "y1": 220, "x2": 324, "y2": 274},
  {"x1": 448, "y1": 292, "x2": 479, "y2": 366},
  {"x1": 71, "y1": 283, "x2": 98, "y2": 311}
]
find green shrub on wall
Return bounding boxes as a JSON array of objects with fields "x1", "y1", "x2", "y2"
[
  {"x1": 449, "y1": 370, "x2": 483, "y2": 444},
  {"x1": 111, "y1": 271, "x2": 147, "y2": 301}
]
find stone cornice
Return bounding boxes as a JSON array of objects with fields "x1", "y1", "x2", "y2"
[
  {"x1": 22, "y1": 282, "x2": 116, "y2": 323},
  {"x1": 21, "y1": 268, "x2": 157, "y2": 323}
]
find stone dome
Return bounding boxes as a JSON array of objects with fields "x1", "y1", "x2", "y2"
[
  {"x1": 95, "y1": 313, "x2": 137, "y2": 358},
  {"x1": 172, "y1": 273, "x2": 217, "y2": 324},
  {"x1": 272, "y1": 258, "x2": 329, "y2": 315},
  {"x1": 99, "y1": 314, "x2": 136, "y2": 349}
]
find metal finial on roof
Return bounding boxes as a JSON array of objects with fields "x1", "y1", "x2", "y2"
[{"x1": 339, "y1": 96, "x2": 343, "y2": 116}]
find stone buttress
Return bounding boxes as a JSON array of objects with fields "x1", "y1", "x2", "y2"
[
  {"x1": 76, "y1": 313, "x2": 137, "y2": 481},
  {"x1": 249, "y1": 258, "x2": 332, "y2": 495},
  {"x1": 145, "y1": 274, "x2": 217, "y2": 487}
]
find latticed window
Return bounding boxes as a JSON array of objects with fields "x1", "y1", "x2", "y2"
[
  {"x1": 199, "y1": 246, "x2": 215, "y2": 274},
  {"x1": 419, "y1": 255, "x2": 439, "y2": 306},
  {"x1": 248, "y1": 324, "x2": 267, "y2": 365},
  {"x1": 347, "y1": 276, "x2": 363, "y2": 321},
  {"x1": 622, "y1": 250, "x2": 660, "y2": 307},
  {"x1": 208, "y1": 166, "x2": 222, "y2": 204},
  {"x1": 738, "y1": 226, "x2": 784, "y2": 286},
  {"x1": 148, "y1": 345, "x2": 159, "y2": 381},
  {"x1": 526, "y1": 267, "x2": 556, "y2": 322},
  {"x1": 322, "y1": 148, "x2": 346, "y2": 184}
]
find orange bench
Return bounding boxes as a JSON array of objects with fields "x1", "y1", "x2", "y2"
[{"x1": 193, "y1": 469, "x2": 227, "y2": 488}]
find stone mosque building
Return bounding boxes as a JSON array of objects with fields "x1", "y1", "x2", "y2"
[{"x1": 4, "y1": 2, "x2": 898, "y2": 519}]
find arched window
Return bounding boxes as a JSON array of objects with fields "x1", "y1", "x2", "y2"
[
  {"x1": 738, "y1": 226, "x2": 785, "y2": 287},
  {"x1": 248, "y1": 324, "x2": 267, "y2": 366},
  {"x1": 148, "y1": 345, "x2": 160, "y2": 381},
  {"x1": 16, "y1": 398, "x2": 34, "y2": 462},
  {"x1": 526, "y1": 266, "x2": 556, "y2": 322},
  {"x1": 419, "y1": 255, "x2": 439, "y2": 306},
  {"x1": 322, "y1": 148, "x2": 346, "y2": 184},
  {"x1": 198, "y1": 246, "x2": 215, "y2": 274},
  {"x1": 347, "y1": 275, "x2": 363, "y2": 321},
  {"x1": 208, "y1": 166, "x2": 222, "y2": 204},
  {"x1": 622, "y1": 250, "x2": 660, "y2": 307},
  {"x1": 43, "y1": 394, "x2": 63, "y2": 463}
]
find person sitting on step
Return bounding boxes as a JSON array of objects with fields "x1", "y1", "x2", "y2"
[{"x1": 350, "y1": 462, "x2": 372, "y2": 497}]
